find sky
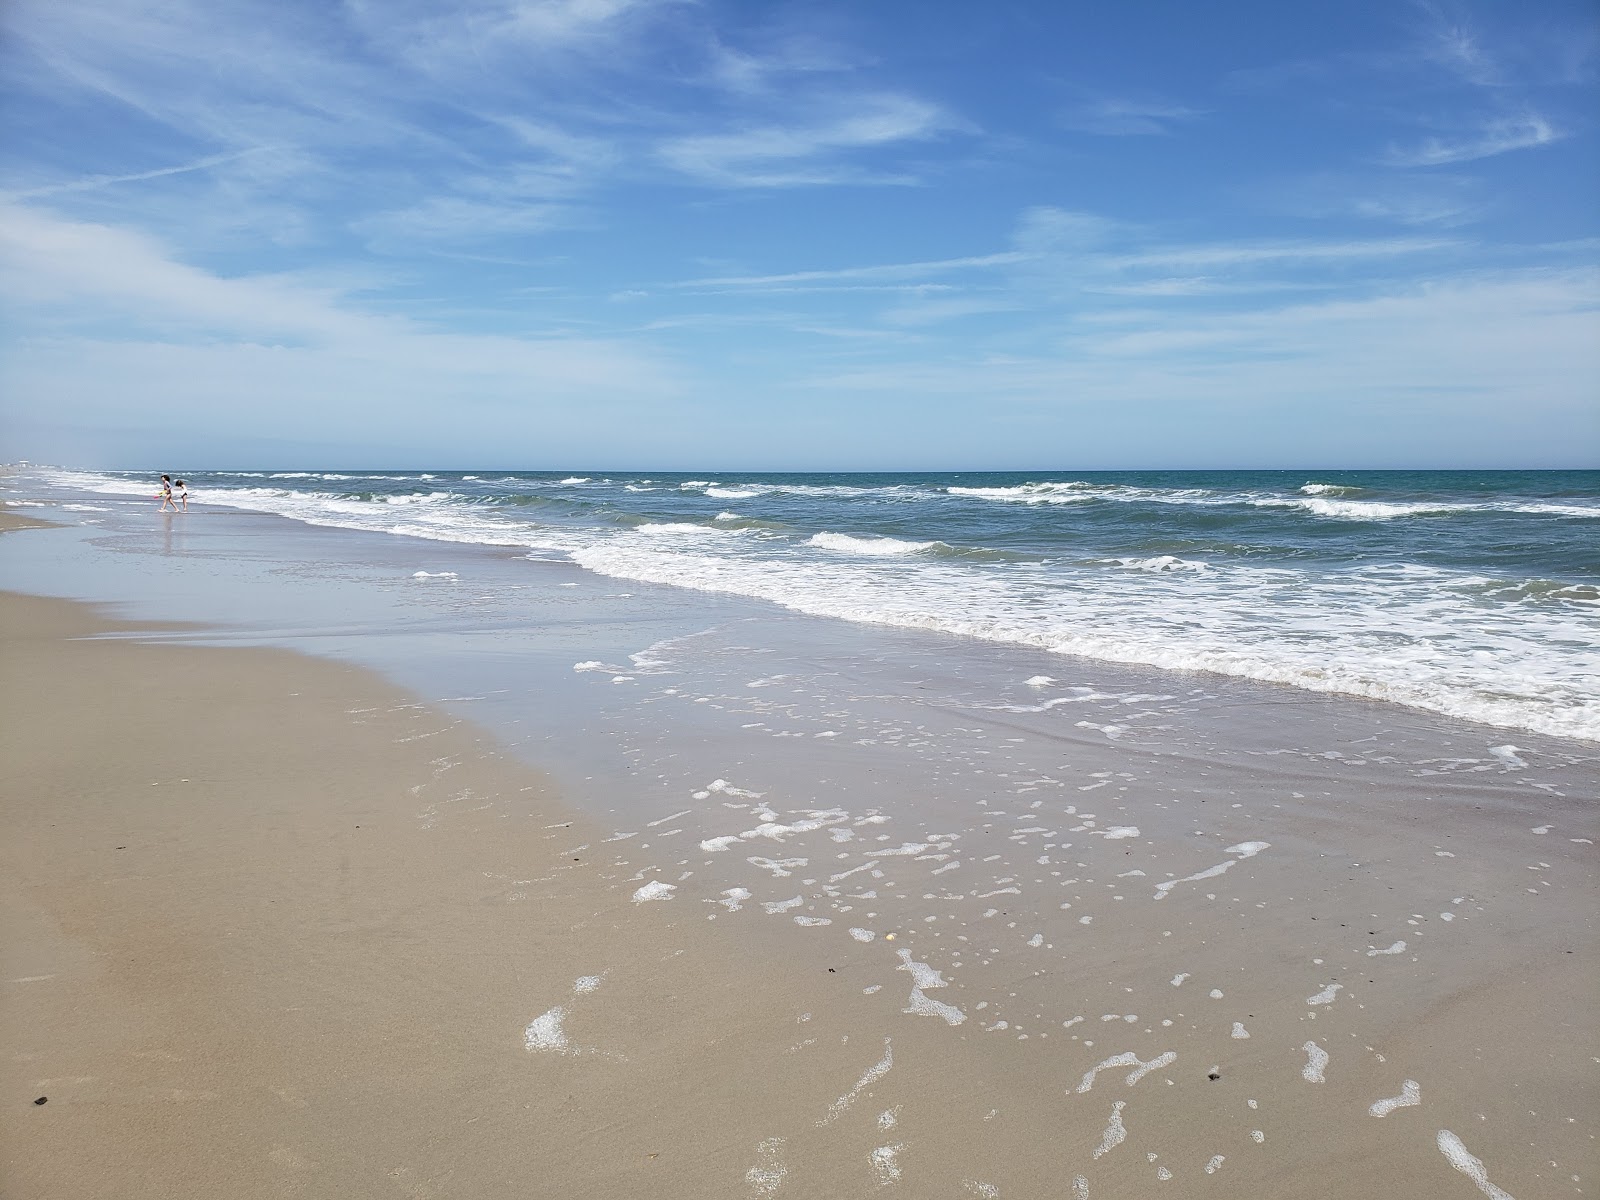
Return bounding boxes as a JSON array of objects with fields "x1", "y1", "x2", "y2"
[{"x1": 1, "y1": 0, "x2": 1596, "y2": 470}]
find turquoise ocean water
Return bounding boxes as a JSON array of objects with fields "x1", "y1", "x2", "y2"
[{"x1": 31, "y1": 467, "x2": 1600, "y2": 741}]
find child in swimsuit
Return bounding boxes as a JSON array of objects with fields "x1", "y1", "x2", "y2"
[
  {"x1": 175, "y1": 480, "x2": 189, "y2": 512},
  {"x1": 159, "y1": 475, "x2": 176, "y2": 512}
]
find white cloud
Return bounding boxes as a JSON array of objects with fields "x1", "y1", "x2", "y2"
[
  {"x1": 1010, "y1": 208, "x2": 1120, "y2": 255},
  {"x1": 7, "y1": 0, "x2": 396, "y2": 150},
  {"x1": 1420, "y1": 21, "x2": 1504, "y2": 88},
  {"x1": 793, "y1": 266, "x2": 1599, "y2": 465},
  {"x1": 1058, "y1": 97, "x2": 1204, "y2": 136},
  {"x1": 0, "y1": 204, "x2": 683, "y2": 458},
  {"x1": 354, "y1": 196, "x2": 575, "y2": 246},
  {"x1": 1265, "y1": 171, "x2": 1486, "y2": 228},
  {"x1": 678, "y1": 252, "x2": 1025, "y2": 289},
  {"x1": 657, "y1": 94, "x2": 951, "y2": 186},
  {"x1": 700, "y1": 30, "x2": 858, "y2": 95},
  {"x1": 0, "y1": 148, "x2": 277, "y2": 202},
  {"x1": 1108, "y1": 236, "x2": 1457, "y2": 271},
  {"x1": 342, "y1": 0, "x2": 677, "y2": 78},
  {"x1": 1386, "y1": 113, "x2": 1562, "y2": 166}
]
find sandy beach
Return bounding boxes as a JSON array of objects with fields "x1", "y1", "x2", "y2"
[{"x1": 2, "y1": 504, "x2": 1597, "y2": 1199}]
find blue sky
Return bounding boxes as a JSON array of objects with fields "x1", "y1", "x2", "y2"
[{"x1": 1, "y1": 0, "x2": 1595, "y2": 469}]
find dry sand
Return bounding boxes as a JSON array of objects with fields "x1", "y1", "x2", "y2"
[{"x1": 2, "y1": 554, "x2": 1595, "y2": 1197}]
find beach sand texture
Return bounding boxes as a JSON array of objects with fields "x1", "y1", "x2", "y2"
[{"x1": 2, "y1": 513, "x2": 1596, "y2": 1197}]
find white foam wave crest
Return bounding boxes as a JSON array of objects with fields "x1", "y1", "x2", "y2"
[
  {"x1": 1261, "y1": 496, "x2": 1600, "y2": 521},
  {"x1": 43, "y1": 470, "x2": 590, "y2": 557},
  {"x1": 1508, "y1": 501, "x2": 1600, "y2": 518},
  {"x1": 681, "y1": 480, "x2": 924, "y2": 502},
  {"x1": 949, "y1": 482, "x2": 1099, "y2": 504},
  {"x1": 1259, "y1": 497, "x2": 1466, "y2": 520},
  {"x1": 1106, "y1": 556, "x2": 1208, "y2": 572},
  {"x1": 382, "y1": 491, "x2": 458, "y2": 505},
  {"x1": 952, "y1": 481, "x2": 1236, "y2": 509},
  {"x1": 637, "y1": 521, "x2": 740, "y2": 536},
  {"x1": 39, "y1": 471, "x2": 150, "y2": 497},
  {"x1": 809, "y1": 532, "x2": 938, "y2": 557},
  {"x1": 952, "y1": 480, "x2": 1600, "y2": 521}
]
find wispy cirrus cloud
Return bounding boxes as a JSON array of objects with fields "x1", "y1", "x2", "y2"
[
  {"x1": 655, "y1": 205, "x2": 1472, "y2": 336},
  {"x1": 342, "y1": 0, "x2": 681, "y2": 80},
  {"x1": 656, "y1": 94, "x2": 954, "y2": 187},
  {"x1": 0, "y1": 202, "x2": 684, "y2": 461},
  {"x1": 1263, "y1": 170, "x2": 1486, "y2": 228},
  {"x1": 1385, "y1": 113, "x2": 1562, "y2": 166},
  {"x1": 1057, "y1": 96, "x2": 1204, "y2": 137},
  {"x1": 677, "y1": 252, "x2": 1025, "y2": 289},
  {"x1": 1109, "y1": 236, "x2": 1457, "y2": 270},
  {"x1": 1418, "y1": 15, "x2": 1506, "y2": 87},
  {"x1": 354, "y1": 196, "x2": 577, "y2": 247},
  {"x1": 796, "y1": 267, "x2": 1600, "y2": 468},
  {"x1": 0, "y1": 148, "x2": 277, "y2": 202},
  {"x1": 700, "y1": 28, "x2": 862, "y2": 95}
]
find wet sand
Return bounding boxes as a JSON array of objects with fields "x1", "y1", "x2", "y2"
[
  {"x1": 2, "y1": 502, "x2": 1597, "y2": 1198},
  {"x1": 0, "y1": 588, "x2": 927, "y2": 1197}
]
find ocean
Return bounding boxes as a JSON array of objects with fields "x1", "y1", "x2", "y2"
[{"x1": 24, "y1": 466, "x2": 1600, "y2": 742}]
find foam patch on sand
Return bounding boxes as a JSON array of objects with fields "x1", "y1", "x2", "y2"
[
  {"x1": 631, "y1": 881, "x2": 676, "y2": 903},
  {"x1": 1092, "y1": 1101, "x2": 1128, "y2": 1159},
  {"x1": 523, "y1": 1006, "x2": 570, "y2": 1052},
  {"x1": 1488, "y1": 745, "x2": 1527, "y2": 770},
  {"x1": 819, "y1": 1038, "x2": 893, "y2": 1125},
  {"x1": 1301, "y1": 1041, "x2": 1329, "y2": 1083},
  {"x1": 1075, "y1": 1050, "x2": 1177, "y2": 1093},
  {"x1": 1368, "y1": 1080, "x2": 1420, "y2": 1117},
  {"x1": 896, "y1": 948, "x2": 966, "y2": 1025},
  {"x1": 745, "y1": 1138, "x2": 786, "y2": 1197},
  {"x1": 870, "y1": 1144, "x2": 905, "y2": 1185},
  {"x1": 1154, "y1": 841, "x2": 1270, "y2": 899},
  {"x1": 700, "y1": 807, "x2": 850, "y2": 852},
  {"x1": 523, "y1": 975, "x2": 609, "y2": 1054},
  {"x1": 1436, "y1": 1130, "x2": 1515, "y2": 1199}
]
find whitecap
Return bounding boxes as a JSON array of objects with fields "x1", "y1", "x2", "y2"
[{"x1": 808, "y1": 531, "x2": 937, "y2": 556}]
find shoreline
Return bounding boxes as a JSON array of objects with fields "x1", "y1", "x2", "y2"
[
  {"x1": 3, "y1": 506, "x2": 1596, "y2": 1197},
  {"x1": 13, "y1": 464, "x2": 1598, "y2": 744}
]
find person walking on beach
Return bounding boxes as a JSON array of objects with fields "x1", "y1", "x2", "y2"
[
  {"x1": 158, "y1": 474, "x2": 177, "y2": 512},
  {"x1": 174, "y1": 480, "x2": 189, "y2": 512}
]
